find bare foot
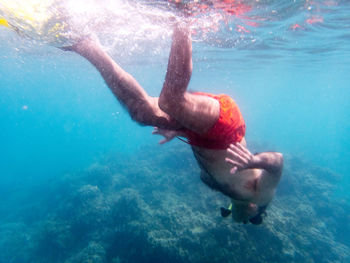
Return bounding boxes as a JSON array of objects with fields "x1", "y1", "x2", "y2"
[{"x1": 59, "y1": 35, "x2": 101, "y2": 55}]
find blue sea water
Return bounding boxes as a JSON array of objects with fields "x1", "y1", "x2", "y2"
[{"x1": 0, "y1": 1, "x2": 350, "y2": 262}]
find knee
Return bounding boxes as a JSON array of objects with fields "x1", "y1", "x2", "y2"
[
  {"x1": 158, "y1": 93, "x2": 170, "y2": 114},
  {"x1": 130, "y1": 110, "x2": 147, "y2": 126},
  {"x1": 158, "y1": 91, "x2": 185, "y2": 115},
  {"x1": 129, "y1": 98, "x2": 166, "y2": 126},
  {"x1": 128, "y1": 100, "x2": 153, "y2": 126}
]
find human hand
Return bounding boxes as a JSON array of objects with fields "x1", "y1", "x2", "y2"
[
  {"x1": 225, "y1": 142, "x2": 257, "y2": 174},
  {"x1": 152, "y1": 127, "x2": 179, "y2": 144}
]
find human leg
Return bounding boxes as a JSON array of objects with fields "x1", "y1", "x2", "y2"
[
  {"x1": 158, "y1": 24, "x2": 220, "y2": 134},
  {"x1": 66, "y1": 38, "x2": 181, "y2": 129}
]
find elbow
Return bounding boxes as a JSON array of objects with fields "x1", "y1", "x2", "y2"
[
  {"x1": 158, "y1": 92, "x2": 170, "y2": 114},
  {"x1": 158, "y1": 89, "x2": 186, "y2": 115},
  {"x1": 279, "y1": 152, "x2": 284, "y2": 165},
  {"x1": 276, "y1": 152, "x2": 284, "y2": 175},
  {"x1": 128, "y1": 100, "x2": 154, "y2": 126},
  {"x1": 277, "y1": 152, "x2": 284, "y2": 165}
]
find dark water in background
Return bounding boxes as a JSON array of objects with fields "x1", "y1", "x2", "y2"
[{"x1": 0, "y1": 0, "x2": 350, "y2": 262}]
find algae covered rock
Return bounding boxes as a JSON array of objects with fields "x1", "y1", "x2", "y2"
[{"x1": 0, "y1": 144, "x2": 349, "y2": 263}]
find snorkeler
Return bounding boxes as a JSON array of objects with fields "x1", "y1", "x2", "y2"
[{"x1": 63, "y1": 22, "x2": 283, "y2": 225}]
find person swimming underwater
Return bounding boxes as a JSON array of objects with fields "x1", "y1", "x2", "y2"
[{"x1": 62, "y1": 21, "x2": 283, "y2": 225}]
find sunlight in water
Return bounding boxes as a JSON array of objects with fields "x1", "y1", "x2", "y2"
[
  {"x1": 0, "y1": 0, "x2": 245, "y2": 49},
  {"x1": 1, "y1": 0, "x2": 346, "y2": 59},
  {"x1": 0, "y1": 0, "x2": 177, "y2": 49}
]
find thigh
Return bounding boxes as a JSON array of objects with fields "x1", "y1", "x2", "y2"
[{"x1": 159, "y1": 92, "x2": 220, "y2": 134}]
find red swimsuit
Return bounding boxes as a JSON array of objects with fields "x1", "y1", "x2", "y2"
[{"x1": 183, "y1": 92, "x2": 246, "y2": 150}]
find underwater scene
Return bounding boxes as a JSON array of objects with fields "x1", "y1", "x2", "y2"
[{"x1": 0, "y1": 0, "x2": 349, "y2": 262}]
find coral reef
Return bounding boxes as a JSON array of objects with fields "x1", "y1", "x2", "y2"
[{"x1": 0, "y1": 144, "x2": 349, "y2": 263}]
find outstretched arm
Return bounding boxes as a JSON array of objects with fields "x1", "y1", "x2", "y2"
[{"x1": 225, "y1": 142, "x2": 283, "y2": 177}]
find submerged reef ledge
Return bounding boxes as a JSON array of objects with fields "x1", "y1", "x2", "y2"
[{"x1": 0, "y1": 144, "x2": 349, "y2": 263}]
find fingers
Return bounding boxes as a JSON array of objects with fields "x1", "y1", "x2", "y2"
[
  {"x1": 234, "y1": 142, "x2": 252, "y2": 157},
  {"x1": 152, "y1": 127, "x2": 165, "y2": 136},
  {"x1": 225, "y1": 142, "x2": 254, "y2": 173},
  {"x1": 152, "y1": 127, "x2": 165, "y2": 144},
  {"x1": 230, "y1": 166, "x2": 238, "y2": 174},
  {"x1": 159, "y1": 138, "x2": 168, "y2": 144},
  {"x1": 227, "y1": 148, "x2": 248, "y2": 164},
  {"x1": 225, "y1": 158, "x2": 243, "y2": 174},
  {"x1": 228, "y1": 143, "x2": 251, "y2": 161},
  {"x1": 225, "y1": 157, "x2": 243, "y2": 168},
  {"x1": 152, "y1": 127, "x2": 159, "y2": 135}
]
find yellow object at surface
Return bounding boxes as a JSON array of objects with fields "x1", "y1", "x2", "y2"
[
  {"x1": 0, "y1": 17, "x2": 9, "y2": 27},
  {"x1": 0, "y1": 0, "x2": 68, "y2": 45},
  {"x1": 0, "y1": 0, "x2": 54, "y2": 24}
]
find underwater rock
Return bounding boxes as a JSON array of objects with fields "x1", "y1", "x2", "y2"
[
  {"x1": 0, "y1": 144, "x2": 349, "y2": 263},
  {"x1": 32, "y1": 219, "x2": 73, "y2": 263},
  {"x1": 69, "y1": 184, "x2": 111, "y2": 227},
  {"x1": 0, "y1": 223, "x2": 31, "y2": 263},
  {"x1": 85, "y1": 163, "x2": 114, "y2": 192},
  {"x1": 64, "y1": 241, "x2": 106, "y2": 263}
]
